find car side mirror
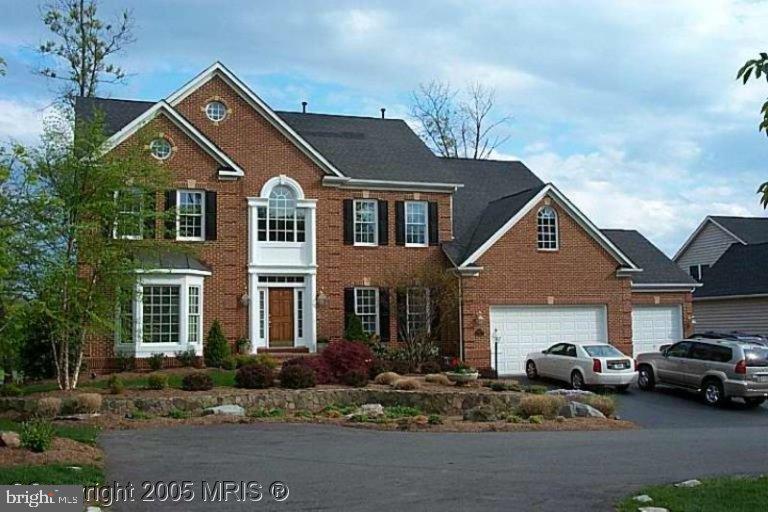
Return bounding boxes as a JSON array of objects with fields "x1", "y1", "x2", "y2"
[{"x1": 541, "y1": 349, "x2": 548, "y2": 354}]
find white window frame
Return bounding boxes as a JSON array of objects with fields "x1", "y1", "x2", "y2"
[
  {"x1": 354, "y1": 199, "x2": 378, "y2": 246},
  {"x1": 113, "y1": 190, "x2": 144, "y2": 240},
  {"x1": 405, "y1": 201, "x2": 428, "y2": 247},
  {"x1": 205, "y1": 101, "x2": 228, "y2": 122},
  {"x1": 150, "y1": 138, "x2": 172, "y2": 160},
  {"x1": 354, "y1": 287, "x2": 380, "y2": 336},
  {"x1": 406, "y1": 287, "x2": 431, "y2": 336},
  {"x1": 176, "y1": 190, "x2": 205, "y2": 242},
  {"x1": 537, "y1": 206, "x2": 559, "y2": 251},
  {"x1": 116, "y1": 274, "x2": 205, "y2": 357}
]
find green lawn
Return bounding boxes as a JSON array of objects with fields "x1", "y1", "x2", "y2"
[
  {"x1": 617, "y1": 475, "x2": 768, "y2": 512},
  {"x1": 0, "y1": 464, "x2": 103, "y2": 485},
  {"x1": 0, "y1": 418, "x2": 100, "y2": 445}
]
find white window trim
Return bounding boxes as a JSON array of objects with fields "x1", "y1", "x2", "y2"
[
  {"x1": 537, "y1": 206, "x2": 559, "y2": 252},
  {"x1": 295, "y1": 288, "x2": 305, "y2": 340},
  {"x1": 354, "y1": 287, "x2": 380, "y2": 336},
  {"x1": 406, "y1": 287, "x2": 431, "y2": 336},
  {"x1": 176, "y1": 189, "x2": 205, "y2": 242},
  {"x1": 112, "y1": 190, "x2": 144, "y2": 241},
  {"x1": 116, "y1": 274, "x2": 205, "y2": 358},
  {"x1": 405, "y1": 201, "x2": 429, "y2": 248},
  {"x1": 205, "y1": 101, "x2": 228, "y2": 122},
  {"x1": 354, "y1": 199, "x2": 378, "y2": 246}
]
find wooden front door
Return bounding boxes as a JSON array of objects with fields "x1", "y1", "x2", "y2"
[{"x1": 269, "y1": 288, "x2": 294, "y2": 347}]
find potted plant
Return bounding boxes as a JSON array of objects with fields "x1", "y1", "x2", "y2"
[{"x1": 445, "y1": 358, "x2": 479, "y2": 384}]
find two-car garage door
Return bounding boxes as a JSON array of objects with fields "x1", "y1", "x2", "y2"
[{"x1": 490, "y1": 306, "x2": 608, "y2": 375}]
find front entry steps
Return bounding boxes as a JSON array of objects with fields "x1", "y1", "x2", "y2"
[{"x1": 258, "y1": 346, "x2": 310, "y2": 364}]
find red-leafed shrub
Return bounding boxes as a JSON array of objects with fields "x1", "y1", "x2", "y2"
[
  {"x1": 283, "y1": 356, "x2": 334, "y2": 385},
  {"x1": 279, "y1": 364, "x2": 316, "y2": 389},
  {"x1": 341, "y1": 369, "x2": 369, "y2": 388},
  {"x1": 322, "y1": 340, "x2": 373, "y2": 381},
  {"x1": 235, "y1": 363, "x2": 274, "y2": 389}
]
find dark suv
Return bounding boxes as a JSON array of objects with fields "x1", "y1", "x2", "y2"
[{"x1": 636, "y1": 339, "x2": 768, "y2": 407}]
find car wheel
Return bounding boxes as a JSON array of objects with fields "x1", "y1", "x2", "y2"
[
  {"x1": 702, "y1": 379, "x2": 725, "y2": 407},
  {"x1": 615, "y1": 384, "x2": 630, "y2": 393},
  {"x1": 570, "y1": 370, "x2": 585, "y2": 390},
  {"x1": 525, "y1": 360, "x2": 538, "y2": 380},
  {"x1": 637, "y1": 365, "x2": 655, "y2": 391},
  {"x1": 744, "y1": 397, "x2": 766, "y2": 408}
]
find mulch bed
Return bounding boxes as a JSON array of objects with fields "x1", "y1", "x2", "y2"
[{"x1": 0, "y1": 438, "x2": 102, "y2": 468}]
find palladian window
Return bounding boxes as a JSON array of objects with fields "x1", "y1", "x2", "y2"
[{"x1": 256, "y1": 184, "x2": 306, "y2": 242}]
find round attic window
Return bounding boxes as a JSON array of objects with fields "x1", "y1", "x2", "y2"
[
  {"x1": 149, "y1": 137, "x2": 172, "y2": 160},
  {"x1": 205, "y1": 101, "x2": 228, "y2": 122}
]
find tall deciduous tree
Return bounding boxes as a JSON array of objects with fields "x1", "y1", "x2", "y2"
[
  {"x1": 37, "y1": 0, "x2": 134, "y2": 106},
  {"x1": 0, "y1": 57, "x2": 6, "y2": 76},
  {"x1": 737, "y1": 53, "x2": 768, "y2": 207},
  {"x1": 411, "y1": 81, "x2": 511, "y2": 159},
  {"x1": 20, "y1": 110, "x2": 171, "y2": 389}
]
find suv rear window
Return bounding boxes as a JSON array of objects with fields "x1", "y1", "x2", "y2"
[
  {"x1": 744, "y1": 347, "x2": 768, "y2": 367},
  {"x1": 584, "y1": 345, "x2": 623, "y2": 357}
]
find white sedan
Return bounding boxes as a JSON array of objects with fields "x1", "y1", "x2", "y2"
[{"x1": 525, "y1": 342, "x2": 637, "y2": 391}]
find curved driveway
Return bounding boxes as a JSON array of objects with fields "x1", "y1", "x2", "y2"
[{"x1": 102, "y1": 387, "x2": 768, "y2": 511}]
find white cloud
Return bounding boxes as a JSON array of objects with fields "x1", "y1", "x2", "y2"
[{"x1": 0, "y1": 99, "x2": 50, "y2": 144}]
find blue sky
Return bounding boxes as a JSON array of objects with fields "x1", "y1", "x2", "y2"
[{"x1": 1, "y1": 0, "x2": 768, "y2": 255}]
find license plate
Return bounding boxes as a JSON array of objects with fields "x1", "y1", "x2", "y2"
[{"x1": 608, "y1": 361, "x2": 629, "y2": 370}]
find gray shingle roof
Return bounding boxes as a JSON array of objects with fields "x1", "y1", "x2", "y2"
[
  {"x1": 695, "y1": 242, "x2": 768, "y2": 298},
  {"x1": 601, "y1": 229, "x2": 696, "y2": 286},
  {"x1": 75, "y1": 97, "x2": 154, "y2": 136},
  {"x1": 137, "y1": 251, "x2": 211, "y2": 272},
  {"x1": 710, "y1": 216, "x2": 768, "y2": 245}
]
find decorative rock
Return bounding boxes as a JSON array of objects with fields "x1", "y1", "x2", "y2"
[
  {"x1": 0, "y1": 431, "x2": 20, "y2": 448},
  {"x1": 633, "y1": 495, "x2": 653, "y2": 503},
  {"x1": 56, "y1": 413, "x2": 100, "y2": 421},
  {"x1": 546, "y1": 389, "x2": 595, "y2": 398},
  {"x1": 674, "y1": 479, "x2": 702, "y2": 488},
  {"x1": 638, "y1": 507, "x2": 668, "y2": 512},
  {"x1": 86, "y1": 507, "x2": 103, "y2": 512},
  {"x1": 359, "y1": 403, "x2": 385, "y2": 417},
  {"x1": 203, "y1": 404, "x2": 245, "y2": 416}
]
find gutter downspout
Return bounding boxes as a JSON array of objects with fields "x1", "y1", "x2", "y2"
[{"x1": 457, "y1": 274, "x2": 464, "y2": 361}]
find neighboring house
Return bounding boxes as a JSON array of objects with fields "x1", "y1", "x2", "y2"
[
  {"x1": 674, "y1": 216, "x2": 768, "y2": 335},
  {"x1": 77, "y1": 62, "x2": 696, "y2": 375}
]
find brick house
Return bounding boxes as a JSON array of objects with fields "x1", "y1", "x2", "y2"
[{"x1": 77, "y1": 62, "x2": 697, "y2": 374}]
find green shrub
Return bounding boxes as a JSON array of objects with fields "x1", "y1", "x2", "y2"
[
  {"x1": 148, "y1": 353, "x2": 164, "y2": 371},
  {"x1": 204, "y1": 320, "x2": 231, "y2": 368},
  {"x1": 175, "y1": 348, "x2": 197, "y2": 367},
  {"x1": 341, "y1": 369, "x2": 368, "y2": 388},
  {"x1": 167, "y1": 408, "x2": 190, "y2": 419},
  {"x1": 235, "y1": 364, "x2": 273, "y2": 389},
  {"x1": 580, "y1": 394, "x2": 616, "y2": 417},
  {"x1": 427, "y1": 414, "x2": 443, "y2": 425},
  {"x1": 20, "y1": 418, "x2": 55, "y2": 452},
  {"x1": 115, "y1": 353, "x2": 135, "y2": 372},
  {"x1": 61, "y1": 393, "x2": 103, "y2": 414},
  {"x1": 384, "y1": 405, "x2": 421, "y2": 419},
  {"x1": 221, "y1": 356, "x2": 237, "y2": 370},
  {"x1": 528, "y1": 414, "x2": 545, "y2": 424},
  {"x1": 35, "y1": 397, "x2": 62, "y2": 418},
  {"x1": 344, "y1": 314, "x2": 369, "y2": 342},
  {"x1": 128, "y1": 410, "x2": 152, "y2": 420},
  {"x1": 279, "y1": 364, "x2": 316, "y2": 389},
  {"x1": 108, "y1": 375, "x2": 125, "y2": 395},
  {"x1": 293, "y1": 410, "x2": 313, "y2": 419},
  {"x1": 181, "y1": 371, "x2": 214, "y2": 391},
  {"x1": 490, "y1": 380, "x2": 522, "y2": 392},
  {"x1": 517, "y1": 395, "x2": 565, "y2": 419},
  {"x1": 0, "y1": 384, "x2": 23, "y2": 397},
  {"x1": 249, "y1": 407, "x2": 284, "y2": 418},
  {"x1": 147, "y1": 374, "x2": 168, "y2": 390},
  {"x1": 524, "y1": 385, "x2": 549, "y2": 395}
]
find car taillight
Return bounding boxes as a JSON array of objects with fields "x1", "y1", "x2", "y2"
[
  {"x1": 735, "y1": 359, "x2": 747, "y2": 375},
  {"x1": 592, "y1": 358, "x2": 602, "y2": 373}
]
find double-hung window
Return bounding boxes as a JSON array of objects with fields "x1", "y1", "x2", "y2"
[
  {"x1": 406, "y1": 287, "x2": 430, "y2": 336},
  {"x1": 114, "y1": 190, "x2": 144, "y2": 239},
  {"x1": 405, "y1": 201, "x2": 428, "y2": 246},
  {"x1": 354, "y1": 288, "x2": 379, "y2": 335},
  {"x1": 187, "y1": 286, "x2": 201, "y2": 344},
  {"x1": 177, "y1": 190, "x2": 204, "y2": 241},
  {"x1": 354, "y1": 199, "x2": 378, "y2": 245}
]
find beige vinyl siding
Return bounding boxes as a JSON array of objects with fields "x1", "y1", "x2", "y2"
[
  {"x1": 676, "y1": 221, "x2": 738, "y2": 271},
  {"x1": 693, "y1": 297, "x2": 768, "y2": 336}
]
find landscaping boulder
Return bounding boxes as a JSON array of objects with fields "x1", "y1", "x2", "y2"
[
  {"x1": 359, "y1": 403, "x2": 384, "y2": 417},
  {"x1": 633, "y1": 495, "x2": 653, "y2": 503},
  {"x1": 546, "y1": 389, "x2": 595, "y2": 399},
  {"x1": 0, "y1": 431, "x2": 20, "y2": 448},
  {"x1": 638, "y1": 508, "x2": 668, "y2": 512},
  {"x1": 204, "y1": 405, "x2": 245, "y2": 417},
  {"x1": 674, "y1": 479, "x2": 701, "y2": 488},
  {"x1": 558, "y1": 401, "x2": 605, "y2": 419},
  {"x1": 462, "y1": 405, "x2": 497, "y2": 422}
]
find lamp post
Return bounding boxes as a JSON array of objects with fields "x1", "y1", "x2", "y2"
[{"x1": 493, "y1": 328, "x2": 500, "y2": 379}]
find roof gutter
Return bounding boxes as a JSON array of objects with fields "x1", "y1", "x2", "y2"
[
  {"x1": 694, "y1": 293, "x2": 768, "y2": 301},
  {"x1": 323, "y1": 176, "x2": 462, "y2": 193},
  {"x1": 631, "y1": 282, "x2": 700, "y2": 293}
]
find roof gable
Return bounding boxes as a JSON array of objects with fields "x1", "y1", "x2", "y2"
[
  {"x1": 696, "y1": 242, "x2": 768, "y2": 298},
  {"x1": 673, "y1": 215, "x2": 768, "y2": 261}
]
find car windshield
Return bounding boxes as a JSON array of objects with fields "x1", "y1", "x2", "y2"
[
  {"x1": 583, "y1": 345, "x2": 623, "y2": 358},
  {"x1": 744, "y1": 347, "x2": 768, "y2": 367}
]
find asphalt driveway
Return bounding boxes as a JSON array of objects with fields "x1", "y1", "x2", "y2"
[{"x1": 102, "y1": 385, "x2": 768, "y2": 512}]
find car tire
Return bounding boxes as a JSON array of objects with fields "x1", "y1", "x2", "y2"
[
  {"x1": 744, "y1": 397, "x2": 766, "y2": 408},
  {"x1": 701, "y1": 379, "x2": 725, "y2": 407},
  {"x1": 525, "y1": 360, "x2": 538, "y2": 380},
  {"x1": 615, "y1": 384, "x2": 630, "y2": 393},
  {"x1": 637, "y1": 365, "x2": 655, "y2": 391},
  {"x1": 570, "y1": 370, "x2": 585, "y2": 390}
]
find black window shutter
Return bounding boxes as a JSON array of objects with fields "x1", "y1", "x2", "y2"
[
  {"x1": 204, "y1": 191, "x2": 217, "y2": 241},
  {"x1": 343, "y1": 199, "x2": 354, "y2": 245},
  {"x1": 344, "y1": 288, "x2": 355, "y2": 331},
  {"x1": 378, "y1": 200, "x2": 389, "y2": 246},
  {"x1": 396, "y1": 289, "x2": 407, "y2": 341},
  {"x1": 164, "y1": 190, "x2": 176, "y2": 239},
  {"x1": 143, "y1": 192, "x2": 156, "y2": 239},
  {"x1": 395, "y1": 201, "x2": 405, "y2": 246},
  {"x1": 428, "y1": 201, "x2": 439, "y2": 246},
  {"x1": 429, "y1": 287, "x2": 440, "y2": 337},
  {"x1": 379, "y1": 288, "x2": 390, "y2": 342}
]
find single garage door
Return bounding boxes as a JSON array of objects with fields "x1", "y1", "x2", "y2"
[
  {"x1": 631, "y1": 305, "x2": 682, "y2": 357},
  {"x1": 490, "y1": 305, "x2": 608, "y2": 375}
]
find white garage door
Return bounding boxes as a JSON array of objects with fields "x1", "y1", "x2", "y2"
[
  {"x1": 490, "y1": 305, "x2": 608, "y2": 375},
  {"x1": 631, "y1": 305, "x2": 682, "y2": 357}
]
